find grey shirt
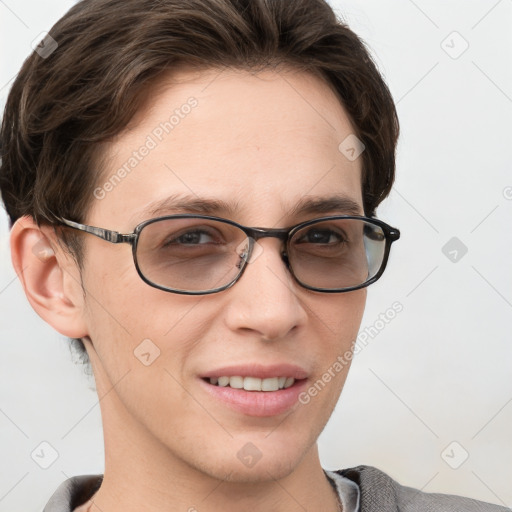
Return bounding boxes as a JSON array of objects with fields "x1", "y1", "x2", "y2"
[
  {"x1": 42, "y1": 465, "x2": 510, "y2": 512},
  {"x1": 337, "y1": 466, "x2": 510, "y2": 511}
]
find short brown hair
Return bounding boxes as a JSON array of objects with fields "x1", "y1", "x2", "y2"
[{"x1": 0, "y1": 0, "x2": 399, "y2": 365}]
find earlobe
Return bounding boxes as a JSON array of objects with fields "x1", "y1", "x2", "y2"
[{"x1": 10, "y1": 216, "x2": 89, "y2": 338}]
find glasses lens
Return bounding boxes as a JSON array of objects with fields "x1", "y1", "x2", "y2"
[
  {"x1": 289, "y1": 218, "x2": 386, "y2": 290},
  {"x1": 136, "y1": 218, "x2": 248, "y2": 293},
  {"x1": 135, "y1": 217, "x2": 388, "y2": 293}
]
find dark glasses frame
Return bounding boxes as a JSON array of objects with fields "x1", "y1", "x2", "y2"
[{"x1": 56, "y1": 214, "x2": 400, "y2": 295}]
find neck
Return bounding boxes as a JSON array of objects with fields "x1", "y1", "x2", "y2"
[
  {"x1": 81, "y1": 343, "x2": 343, "y2": 512},
  {"x1": 85, "y1": 392, "x2": 341, "y2": 512}
]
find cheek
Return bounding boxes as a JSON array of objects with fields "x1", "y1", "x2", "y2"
[
  {"x1": 304, "y1": 289, "x2": 366, "y2": 396},
  {"x1": 82, "y1": 240, "x2": 165, "y2": 334},
  {"x1": 81, "y1": 263, "x2": 157, "y2": 372},
  {"x1": 311, "y1": 288, "x2": 367, "y2": 348},
  {"x1": 81, "y1": 262, "x2": 219, "y2": 384},
  {"x1": 337, "y1": 288, "x2": 367, "y2": 329}
]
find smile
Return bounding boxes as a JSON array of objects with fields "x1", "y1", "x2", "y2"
[{"x1": 206, "y1": 376, "x2": 296, "y2": 391}]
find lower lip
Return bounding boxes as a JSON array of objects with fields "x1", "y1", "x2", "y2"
[{"x1": 198, "y1": 378, "x2": 309, "y2": 417}]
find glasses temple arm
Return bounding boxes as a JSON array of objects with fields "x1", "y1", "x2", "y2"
[{"x1": 56, "y1": 218, "x2": 135, "y2": 244}]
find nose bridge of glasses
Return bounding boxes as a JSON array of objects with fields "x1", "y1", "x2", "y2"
[
  {"x1": 238, "y1": 227, "x2": 290, "y2": 267},
  {"x1": 245, "y1": 226, "x2": 290, "y2": 242}
]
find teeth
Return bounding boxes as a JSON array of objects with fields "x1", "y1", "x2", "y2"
[
  {"x1": 209, "y1": 376, "x2": 296, "y2": 391},
  {"x1": 218, "y1": 376, "x2": 230, "y2": 387},
  {"x1": 261, "y1": 377, "x2": 279, "y2": 391},
  {"x1": 284, "y1": 377, "x2": 295, "y2": 388},
  {"x1": 244, "y1": 376, "x2": 262, "y2": 391},
  {"x1": 229, "y1": 376, "x2": 244, "y2": 389}
]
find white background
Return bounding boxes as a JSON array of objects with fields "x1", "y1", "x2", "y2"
[{"x1": 1, "y1": 1, "x2": 511, "y2": 510}]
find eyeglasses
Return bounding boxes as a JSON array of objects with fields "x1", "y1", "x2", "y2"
[{"x1": 57, "y1": 214, "x2": 400, "y2": 295}]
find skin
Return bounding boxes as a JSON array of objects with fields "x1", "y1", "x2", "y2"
[{"x1": 11, "y1": 66, "x2": 367, "y2": 512}]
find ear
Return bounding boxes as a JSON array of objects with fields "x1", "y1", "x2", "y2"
[{"x1": 10, "y1": 216, "x2": 88, "y2": 338}]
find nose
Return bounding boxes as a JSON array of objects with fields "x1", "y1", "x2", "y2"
[{"x1": 222, "y1": 238, "x2": 308, "y2": 340}]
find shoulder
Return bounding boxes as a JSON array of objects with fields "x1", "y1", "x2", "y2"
[
  {"x1": 336, "y1": 465, "x2": 510, "y2": 512},
  {"x1": 43, "y1": 475, "x2": 103, "y2": 512}
]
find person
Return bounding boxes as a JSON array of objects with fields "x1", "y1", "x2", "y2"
[{"x1": 0, "y1": 0, "x2": 508, "y2": 511}]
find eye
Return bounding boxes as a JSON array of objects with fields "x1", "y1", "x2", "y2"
[
  {"x1": 295, "y1": 227, "x2": 346, "y2": 245},
  {"x1": 165, "y1": 228, "x2": 220, "y2": 246}
]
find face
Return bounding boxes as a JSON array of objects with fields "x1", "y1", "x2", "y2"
[{"x1": 79, "y1": 66, "x2": 366, "y2": 482}]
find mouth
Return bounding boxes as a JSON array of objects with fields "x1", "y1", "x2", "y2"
[
  {"x1": 198, "y1": 366, "x2": 309, "y2": 417},
  {"x1": 202, "y1": 375, "x2": 298, "y2": 391}
]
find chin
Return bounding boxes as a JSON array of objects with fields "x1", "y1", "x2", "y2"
[
  {"x1": 188, "y1": 429, "x2": 316, "y2": 483},
  {"x1": 201, "y1": 455, "x2": 300, "y2": 484}
]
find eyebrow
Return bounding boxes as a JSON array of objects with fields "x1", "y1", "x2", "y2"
[
  {"x1": 288, "y1": 195, "x2": 363, "y2": 217},
  {"x1": 132, "y1": 193, "x2": 363, "y2": 223}
]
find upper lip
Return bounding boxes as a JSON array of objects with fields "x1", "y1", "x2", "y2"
[{"x1": 200, "y1": 364, "x2": 309, "y2": 380}]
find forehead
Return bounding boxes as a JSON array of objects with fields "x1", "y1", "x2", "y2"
[{"x1": 92, "y1": 67, "x2": 364, "y2": 228}]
